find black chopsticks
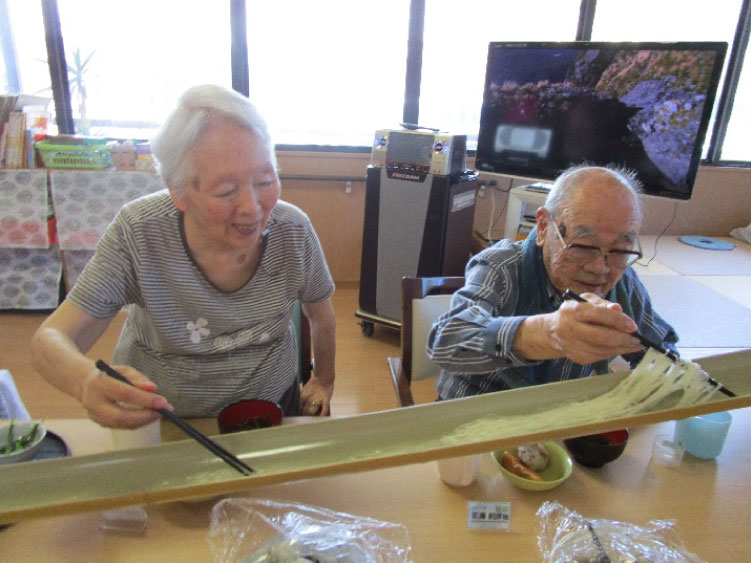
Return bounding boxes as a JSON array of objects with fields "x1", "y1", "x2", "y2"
[
  {"x1": 562, "y1": 289, "x2": 736, "y2": 398},
  {"x1": 562, "y1": 289, "x2": 678, "y2": 361},
  {"x1": 95, "y1": 360, "x2": 254, "y2": 476}
]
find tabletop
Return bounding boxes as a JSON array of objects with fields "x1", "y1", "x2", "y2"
[{"x1": 1, "y1": 409, "x2": 750, "y2": 562}]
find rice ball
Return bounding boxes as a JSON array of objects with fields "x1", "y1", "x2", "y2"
[{"x1": 517, "y1": 443, "x2": 550, "y2": 472}]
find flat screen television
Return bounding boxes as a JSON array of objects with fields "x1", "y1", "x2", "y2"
[{"x1": 475, "y1": 41, "x2": 727, "y2": 200}]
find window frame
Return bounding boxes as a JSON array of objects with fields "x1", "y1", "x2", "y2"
[{"x1": 19, "y1": 0, "x2": 750, "y2": 166}]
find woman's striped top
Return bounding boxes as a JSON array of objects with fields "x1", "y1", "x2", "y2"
[{"x1": 67, "y1": 190, "x2": 334, "y2": 417}]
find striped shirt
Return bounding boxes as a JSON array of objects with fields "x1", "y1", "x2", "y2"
[
  {"x1": 427, "y1": 238, "x2": 678, "y2": 399},
  {"x1": 68, "y1": 190, "x2": 334, "y2": 416}
]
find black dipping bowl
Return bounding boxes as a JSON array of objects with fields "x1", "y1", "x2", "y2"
[
  {"x1": 563, "y1": 429, "x2": 629, "y2": 468},
  {"x1": 217, "y1": 399, "x2": 283, "y2": 434}
]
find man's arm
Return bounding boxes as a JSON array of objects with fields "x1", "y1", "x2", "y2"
[
  {"x1": 514, "y1": 296, "x2": 643, "y2": 365},
  {"x1": 426, "y1": 244, "x2": 532, "y2": 373}
]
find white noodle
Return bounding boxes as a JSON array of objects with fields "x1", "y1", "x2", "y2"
[{"x1": 443, "y1": 350, "x2": 718, "y2": 445}]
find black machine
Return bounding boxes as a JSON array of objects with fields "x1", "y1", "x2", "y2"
[{"x1": 356, "y1": 128, "x2": 477, "y2": 335}]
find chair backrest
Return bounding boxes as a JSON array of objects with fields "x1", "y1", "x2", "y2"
[
  {"x1": 401, "y1": 276, "x2": 464, "y2": 383},
  {"x1": 292, "y1": 301, "x2": 312, "y2": 384}
]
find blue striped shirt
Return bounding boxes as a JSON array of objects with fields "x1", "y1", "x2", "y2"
[{"x1": 427, "y1": 238, "x2": 678, "y2": 399}]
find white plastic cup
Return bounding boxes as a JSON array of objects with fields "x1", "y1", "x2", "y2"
[
  {"x1": 673, "y1": 411, "x2": 732, "y2": 459},
  {"x1": 104, "y1": 407, "x2": 158, "y2": 533},
  {"x1": 110, "y1": 405, "x2": 162, "y2": 450},
  {"x1": 651, "y1": 434, "x2": 684, "y2": 467},
  {"x1": 437, "y1": 454, "x2": 483, "y2": 487}
]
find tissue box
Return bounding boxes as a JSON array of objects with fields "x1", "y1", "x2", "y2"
[{"x1": 110, "y1": 142, "x2": 137, "y2": 171}]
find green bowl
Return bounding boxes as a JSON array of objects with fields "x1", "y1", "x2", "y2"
[{"x1": 492, "y1": 442, "x2": 573, "y2": 491}]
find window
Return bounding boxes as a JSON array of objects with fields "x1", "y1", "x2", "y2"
[
  {"x1": 419, "y1": 0, "x2": 582, "y2": 149},
  {"x1": 244, "y1": 1, "x2": 409, "y2": 147},
  {"x1": 55, "y1": 0, "x2": 232, "y2": 139},
  {"x1": 1, "y1": 0, "x2": 54, "y2": 132},
  {"x1": 720, "y1": 51, "x2": 749, "y2": 161},
  {"x1": 1, "y1": 0, "x2": 749, "y2": 165},
  {"x1": 591, "y1": 0, "x2": 747, "y2": 161}
]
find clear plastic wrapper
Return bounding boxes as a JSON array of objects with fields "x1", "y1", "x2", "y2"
[
  {"x1": 536, "y1": 501, "x2": 705, "y2": 563},
  {"x1": 99, "y1": 506, "x2": 148, "y2": 535},
  {"x1": 207, "y1": 498, "x2": 413, "y2": 563}
]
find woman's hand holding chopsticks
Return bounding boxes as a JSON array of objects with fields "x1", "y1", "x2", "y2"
[
  {"x1": 96, "y1": 360, "x2": 254, "y2": 475},
  {"x1": 82, "y1": 362, "x2": 173, "y2": 429}
]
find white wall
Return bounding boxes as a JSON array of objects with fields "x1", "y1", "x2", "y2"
[{"x1": 277, "y1": 151, "x2": 751, "y2": 282}]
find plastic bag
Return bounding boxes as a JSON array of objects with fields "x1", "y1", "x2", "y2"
[
  {"x1": 207, "y1": 498, "x2": 413, "y2": 563},
  {"x1": 536, "y1": 501, "x2": 705, "y2": 563},
  {"x1": 730, "y1": 221, "x2": 751, "y2": 244}
]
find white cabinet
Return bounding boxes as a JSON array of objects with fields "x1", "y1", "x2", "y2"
[{"x1": 503, "y1": 185, "x2": 550, "y2": 241}]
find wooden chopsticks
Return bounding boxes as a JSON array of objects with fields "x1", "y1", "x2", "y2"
[
  {"x1": 562, "y1": 289, "x2": 737, "y2": 398},
  {"x1": 95, "y1": 360, "x2": 254, "y2": 476}
]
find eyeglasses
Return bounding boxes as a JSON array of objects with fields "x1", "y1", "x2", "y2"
[{"x1": 548, "y1": 217, "x2": 642, "y2": 268}]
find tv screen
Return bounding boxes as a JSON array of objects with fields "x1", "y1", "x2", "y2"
[{"x1": 475, "y1": 42, "x2": 727, "y2": 200}]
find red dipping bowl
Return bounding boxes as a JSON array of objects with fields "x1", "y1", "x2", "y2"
[
  {"x1": 563, "y1": 429, "x2": 629, "y2": 468},
  {"x1": 217, "y1": 399, "x2": 283, "y2": 434}
]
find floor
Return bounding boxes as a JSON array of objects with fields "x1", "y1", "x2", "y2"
[
  {"x1": 2, "y1": 235, "x2": 749, "y2": 420},
  {"x1": 632, "y1": 235, "x2": 751, "y2": 360}
]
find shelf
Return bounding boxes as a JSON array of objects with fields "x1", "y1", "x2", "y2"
[{"x1": 503, "y1": 186, "x2": 549, "y2": 241}]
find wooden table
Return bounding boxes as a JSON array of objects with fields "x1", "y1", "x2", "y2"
[{"x1": 1, "y1": 409, "x2": 749, "y2": 562}]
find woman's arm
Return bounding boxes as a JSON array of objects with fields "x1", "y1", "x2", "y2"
[
  {"x1": 300, "y1": 298, "x2": 336, "y2": 416},
  {"x1": 30, "y1": 300, "x2": 170, "y2": 427}
]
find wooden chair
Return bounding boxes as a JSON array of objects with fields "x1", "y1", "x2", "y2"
[
  {"x1": 292, "y1": 301, "x2": 312, "y2": 385},
  {"x1": 388, "y1": 276, "x2": 465, "y2": 407}
]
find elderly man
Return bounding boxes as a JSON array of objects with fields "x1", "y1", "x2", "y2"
[{"x1": 427, "y1": 165, "x2": 677, "y2": 399}]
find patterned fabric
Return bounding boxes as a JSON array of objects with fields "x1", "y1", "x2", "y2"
[
  {"x1": 68, "y1": 190, "x2": 334, "y2": 417},
  {"x1": 428, "y1": 236, "x2": 678, "y2": 400},
  {"x1": 0, "y1": 170, "x2": 61, "y2": 310},
  {"x1": 0, "y1": 246, "x2": 62, "y2": 310},
  {"x1": 0, "y1": 170, "x2": 50, "y2": 248},
  {"x1": 50, "y1": 170, "x2": 165, "y2": 250}
]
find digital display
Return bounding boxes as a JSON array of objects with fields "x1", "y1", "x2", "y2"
[
  {"x1": 387, "y1": 132, "x2": 434, "y2": 166},
  {"x1": 475, "y1": 42, "x2": 727, "y2": 200}
]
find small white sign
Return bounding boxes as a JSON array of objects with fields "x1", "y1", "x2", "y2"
[
  {"x1": 451, "y1": 190, "x2": 476, "y2": 212},
  {"x1": 467, "y1": 501, "x2": 511, "y2": 530}
]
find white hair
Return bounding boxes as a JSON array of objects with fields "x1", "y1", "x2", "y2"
[
  {"x1": 545, "y1": 164, "x2": 643, "y2": 221},
  {"x1": 150, "y1": 84, "x2": 276, "y2": 196}
]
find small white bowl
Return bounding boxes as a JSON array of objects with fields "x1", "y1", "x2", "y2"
[{"x1": 0, "y1": 421, "x2": 47, "y2": 465}]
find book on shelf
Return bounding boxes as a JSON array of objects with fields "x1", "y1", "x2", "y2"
[
  {"x1": 3, "y1": 111, "x2": 27, "y2": 169},
  {"x1": 0, "y1": 94, "x2": 19, "y2": 131},
  {"x1": 25, "y1": 129, "x2": 36, "y2": 168},
  {"x1": 0, "y1": 122, "x2": 6, "y2": 168},
  {"x1": 0, "y1": 93, "x2": 51, "y2": 169}
]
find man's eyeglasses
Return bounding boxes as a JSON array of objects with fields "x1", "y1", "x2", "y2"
[{"x1": 548, "y1": 217, "x2": 642, "y2": 268}]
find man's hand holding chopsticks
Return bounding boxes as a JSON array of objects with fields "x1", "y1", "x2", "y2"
[{"x1": 514, "y1": 292, "x2": 644, "y2": 366}]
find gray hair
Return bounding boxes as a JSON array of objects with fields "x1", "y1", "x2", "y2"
[
  {"x1": 544, "y1": 164, "x2": 643, "y2": 221},
  {"x1": 150, "y1": 84, "x2": 276, "y2": 196}
]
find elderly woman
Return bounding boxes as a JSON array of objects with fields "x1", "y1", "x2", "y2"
[{"x1": 31, "y1": 84, "x2": 336, "y2": 428}]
